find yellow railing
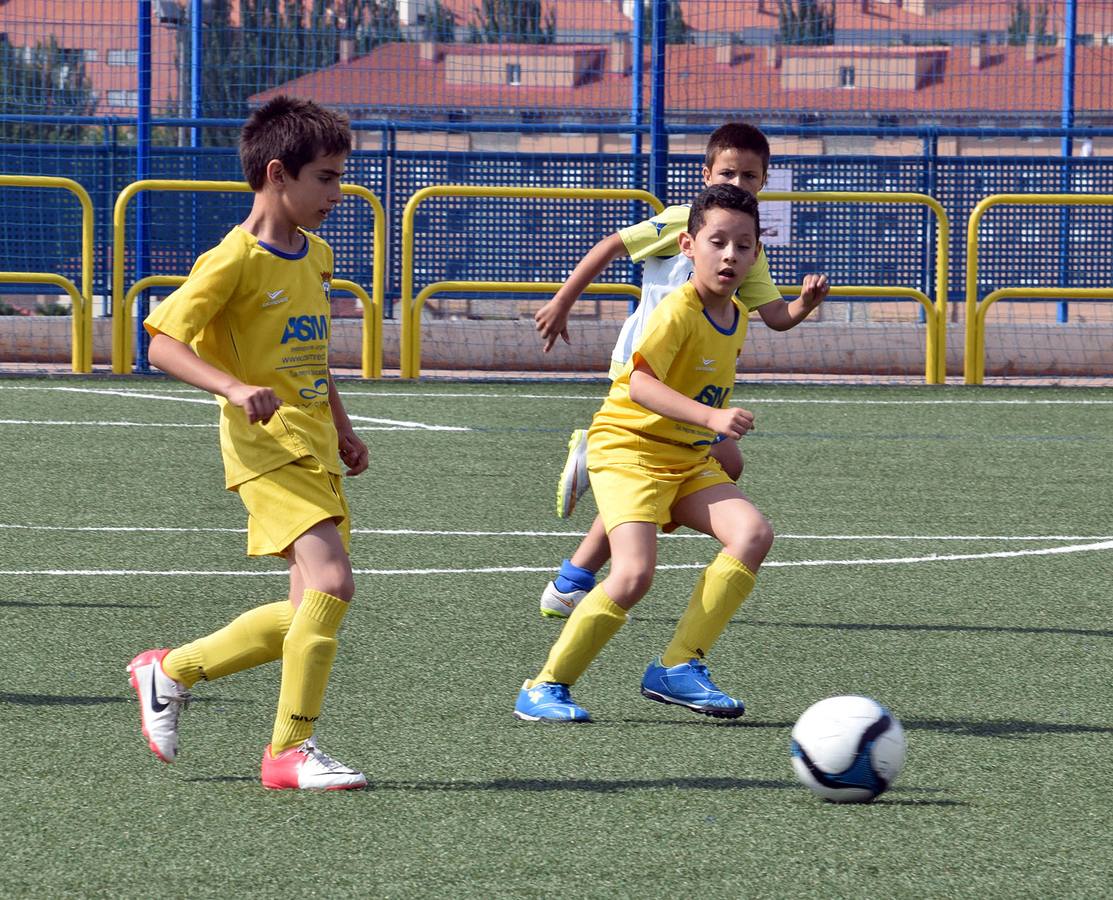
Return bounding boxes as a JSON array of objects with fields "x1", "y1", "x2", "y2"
[
  {"x1": 759, "y1": 190, "x2": 950, "y2": 384},
  {"x1": 406, "y1": 280, "x2": 642, "y2": 378},
  {"x1": 400, "y1": 185, "x2": 665, "y2": 378},
  {"x1": 0, "y1": 175, "x2": 95, "y2": 372},
  {"x1": 123, "y1": 275, "x2": 378, "y2": 379},
  {"x1": 112, "y1": 179, "x2": 385, "y2": 377},
  {"x1": 964, "y1": 193, "x2": 1113, "y2": 384}
]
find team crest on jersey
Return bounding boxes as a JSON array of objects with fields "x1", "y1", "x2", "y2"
[{"x1": 321, "y1": 270, "x2": 332, "y2": 302}]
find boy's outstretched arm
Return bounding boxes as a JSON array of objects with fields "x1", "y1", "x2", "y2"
[
  {"x1": 629, "y1": 359, "x2": 754, "y2": 440},
  {"x1": 327, "y1": 374, "x2": 368, "y2": 476},
  {"x1": 534, "y1": 231, "x2": 628, "y2": 352},
  {"x1": 148, "y1": 332, "x2": 281, "y2": 424},
  {"x1": 758, "y1": 273, "x2": 830, "y2": 331}
]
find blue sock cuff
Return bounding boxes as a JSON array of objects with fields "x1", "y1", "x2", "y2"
[{"x1": 554, "y1": 559, "x2": 596, "y2": 594}]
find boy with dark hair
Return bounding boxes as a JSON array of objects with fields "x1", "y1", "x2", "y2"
[
  {"x1": 517, "y1": 185, "x2": 828, "y2": 722},
  {"x1": 126, "y1": 95, "x2": 369, "y2": 790},
  {"x1": 534, "y1": 122, "x2": 827, "y2": 618}
]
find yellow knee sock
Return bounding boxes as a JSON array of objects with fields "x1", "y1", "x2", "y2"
[
  {"x1": 162, "y1": 600, "x2": 295, "y2": 688},
  {"x1": 532, "y1": 586, "x2": 627, "y2": 687},
  {"x1": 270, "y1": 589, "x2": 349, "y2": 754},
  {"x1": 661, "y1": 552, "x2": 755, "y2": 667}
]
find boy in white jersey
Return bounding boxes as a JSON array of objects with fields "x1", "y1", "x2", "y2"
[
  {"x1": 125, "y1": 96, "x2": 369, "y2": 790},
  {"x1": 534, "y1": 123, "x2": 828, "y2": 618},
  {"x1": 516, "y1": 186, "x2": 826, "y2": 722}
]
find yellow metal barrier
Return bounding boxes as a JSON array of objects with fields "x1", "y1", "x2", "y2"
[
  {"x1": 759, "y1": 190, "x2": 950, "y2": 384},
  {"x1": 0, "y1": 175, "x2": 95, "y2": 372},
  {"x1": 400, "y1": 185, "x2": 665, "y2": 378},
  {"x1": 964, "y1": 193, "x2": 1113, "y2": 384},
  {"x1": 125, "y1": 275, "x2": 378, "y2": 379},
  {"x1": 112, "y1": 179, "x2": 385, "y2": 377},
  {"x1": 408, "y1": 280, "x2": 642, "y2": 378}
]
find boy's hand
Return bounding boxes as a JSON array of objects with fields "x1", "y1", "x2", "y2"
[
  {"x1": 337, "y1": 428, "x2": 369, "y2": 476},
  {"x1": 800, "y1": 273, "x2": 830, "y2": 310},
  {"x1": 707, "y1": 406, "x2": 755, "y2": 441},
  {"x1": 227, "y1": 384, "x2": 281, "y2": 425},
  {"x1": 534, "y1": 298, "x2": 571, "y2": 352}
]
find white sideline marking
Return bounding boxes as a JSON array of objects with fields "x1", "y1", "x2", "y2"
[
  {"x1": 5, "y1": 384, "x2": 1113, "y2": 406},
  {"x1": 3, "y1": 539, "x2": 1111, "y2": 577},
  {"x1": 0, "y1": 419, "x2": 217, "y2": 428},
  {"x1": 2, "y1": 523, "x2": 1111, "y2": 542},
  {"x1": 0, "y1": 386, "x2": 468, "y2": 431}
]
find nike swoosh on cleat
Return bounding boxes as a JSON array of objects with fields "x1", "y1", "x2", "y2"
[{"x1": 148, "y1": 667, "x2": 169, "y2": 713}]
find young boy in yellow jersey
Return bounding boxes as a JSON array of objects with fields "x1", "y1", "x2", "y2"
[
  {"x1": 515, "y1": 185, "x2": 829, "y2": 722},
  {"x1": 126, "y1": 96, "x2": 369, "y2": 790},
  {"x1": 534, "y1": 123, "x2": 827, "y2": 618}
]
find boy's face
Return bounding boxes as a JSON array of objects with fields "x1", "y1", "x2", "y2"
[
  {"x1": 680, "y1": 206, "x2": 759, "y2": 303},
  {"x1": 277, "y1": 150, "x2": 348, "y2": 230},
  {"x1": 702, "y1": 148, "x2": 766, "y2": 196}
]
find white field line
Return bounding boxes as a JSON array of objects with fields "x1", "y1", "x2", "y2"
[
  {"x1": 1, "y1": 536, "x2": 1111, "y2": 576},
  {"x1": 0, "y1": 386, "x2": 468, "y2": 431},
  {"x1": 5, "y1": 384, "x2": 1113, "y2": 406},
  {"x1": 2, "y1": 523, "x2": 1111, "y2": 542}
]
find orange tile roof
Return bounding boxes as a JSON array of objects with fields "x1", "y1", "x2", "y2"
[
  {"x1": 437, "y1": 0, "x2": 632, "y2": 34},
  {"x1": 254, "y1": 40, "x2": 1111, "y2": 121}
]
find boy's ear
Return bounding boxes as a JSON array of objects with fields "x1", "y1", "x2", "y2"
[
  {"x1": 700, "y1": 164, "x2": 712, "y2": 186},
  {"x1": 678, "y1": 230, "x2": 696, "y2": 258},
  {"x1": 264, "y1": 158, "x2": 287, "y2": 188}
]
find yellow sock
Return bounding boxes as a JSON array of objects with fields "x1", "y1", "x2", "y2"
[
  {"x1": 270, "y1": 589, "x2": 349, "y2": 754},
  {"x1": 532, "y1": 586, "x2": 627, "y2": 687},
  {"x1": 162, "y1": 600, "x2": 295, "y2": 688},
  {"x1": 661, "y1": 552, "x2": 755, "y2": 667}
]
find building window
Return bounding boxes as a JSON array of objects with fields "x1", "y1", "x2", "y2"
[
  {"x1": 107, "y1": 49, "x2": 139, "y2": 67},
  {"x1": 83, "y1": 48, "x2": 99, "y2": 62},
  {"x1": 106, "y1": 89, "x2": 139, "y2": 108},
  {"x1": 506, "y1": 63, "x2": 521, "y2": 85},
  {"x1": 839, "y1": 66, "x2": 855, "y2": 88}
]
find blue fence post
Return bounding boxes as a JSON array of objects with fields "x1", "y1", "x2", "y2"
[
  {"x1": 135, "y1": 0, "x2": 152, "y2": 372},
  {"x1": 648, "y1": 0, "x2": 668, "y2": 205},
  {"x1": 190, "y1": 0, "x2": 202, "y2": 150},
  {"x1": 1058, "y1": 0, "x2": 1078, "y2": 324}
]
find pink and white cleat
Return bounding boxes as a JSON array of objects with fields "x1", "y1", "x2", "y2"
[
  {"x1": 126, "y1": 649, "x2": 191, "y2": 763},
  {"x1": 261, "y1": 738, "x2": 367, "y2": 791}
]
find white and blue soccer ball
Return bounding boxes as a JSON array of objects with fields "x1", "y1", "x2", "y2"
[{"x1": 790, "y1": 695, "x2": 906, "y2": 803}]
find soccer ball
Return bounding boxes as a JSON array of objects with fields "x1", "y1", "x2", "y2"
[{"x1": 790, "y1": 695, "x2": 906, "y2": 803}]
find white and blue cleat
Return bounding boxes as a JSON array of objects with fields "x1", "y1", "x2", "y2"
[
  {"x1": 513, "y1": 681, "x2": 592, "y2": 722},
  {"x1": 640, "y1": 658, "x2": 745, "y2": 719}
]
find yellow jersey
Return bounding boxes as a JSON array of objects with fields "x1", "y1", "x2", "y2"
[
  {"x1": 144, "y1": 226, "x2": 340, "y2": 489},
  {"x1": 590, "y1": 281, "x2": 751, "y2": 465},
  {"x1": 611, "y1": 204, "x2": 780, "y2": 369}
]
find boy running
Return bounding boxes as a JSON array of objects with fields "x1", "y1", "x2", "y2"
[
  {"x1": 534, "y1": 123, "x2": 827, "y2": 618},
  {"x1": 516, "y1": 185, "x2": 828, "y2": 722},
  {"x1": 126, "y1": 96, "x2": 369, "y2": 790}
]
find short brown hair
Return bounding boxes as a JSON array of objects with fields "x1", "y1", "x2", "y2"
[
  {"x1": 240, "y1": 95, "x2": 351, "y2": 190},
  {"x1": 687, "y1": 184, "x2": 761, "y2": 237},
  {"x1": 704, "y1": 122, "x2": 770, "y2": 175}
]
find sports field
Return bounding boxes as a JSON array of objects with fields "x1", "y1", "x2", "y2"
[{"x1": 1, "y1": 377, "x2": 1111, "y2": 898}]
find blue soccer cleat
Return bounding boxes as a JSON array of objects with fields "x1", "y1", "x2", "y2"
[
  {"x1": 514, "y1": 681, "x2": 591, "y2": 722},
  {"x1": 640, "y1": 658, "x2": 746, "y2": 719}
]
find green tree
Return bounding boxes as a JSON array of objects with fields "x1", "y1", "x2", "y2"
[
  {"x1": 1006, "y1": 1, "x2": 1031, "y2": 45},
  {"x1": 665, "y1": 0, "x2": 692, "y2": 44},
  {"x1": 424, "y1": 0, "x2": 458, "y2": 43},
  {"x1": 468, "y1": 0, "x2": 556, "y2": 44},
  {"x1": 777, "y1": 0, "x2": 836, "y2": 46},
  {"x1": 192, "y1": 0, "x2": 402, "y2": 145},
  {"x1": 0, "y1": 35, "x2": 96, "y2": 142},
  {"x1": 1032, "y1": 2, "x2": 1056, "y2": 46}
]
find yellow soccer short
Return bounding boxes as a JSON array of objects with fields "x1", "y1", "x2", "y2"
[
  {"x1": 235, "y1": 456, "x2": 351, "y2": 557},
  {"x1": 588, "y1": 453, "x2": 733, "y2": 533}
]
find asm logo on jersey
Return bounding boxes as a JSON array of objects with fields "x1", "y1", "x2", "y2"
[
  {"x1": 281, "y1": 314, "x2": 328, "y2": 344},
  {"x1": 695, "y1": 384, "x2": 731, "y2": 408}
]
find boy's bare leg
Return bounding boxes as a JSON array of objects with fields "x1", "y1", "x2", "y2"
[
  {"x1": 569, "y1": 515, "x2": 611, "y2": 572},
  {"x1": 709, "y1": 438, "x2": 743, "y2": 482},
  {"x1": 540, "y1": 514, "x2": 612, "y2": 618},
  {"x1": 263, "y1": 519, "x2": 365, "y2": 790}
]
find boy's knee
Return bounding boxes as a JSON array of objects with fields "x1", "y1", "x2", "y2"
[
  {"x1": 727, "y1": 515, "x2": 774, "y2": 564},
  {"x1": 606, "y1": 567, "x2": 654, "y2": 605},
  {"x1": 307, "y1": 568, "x2": 355, "y2": 603}
]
